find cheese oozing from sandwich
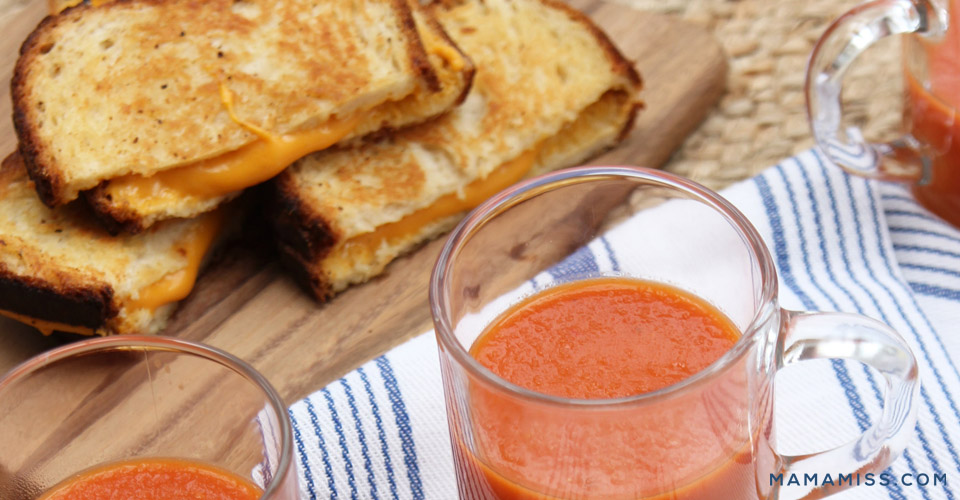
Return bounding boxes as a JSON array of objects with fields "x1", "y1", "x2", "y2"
[
  {"x1": 0, "y1": 207, "x2": 225, "y2": 336},
  {"x1": 48, "y1": 0, "x2": 107, "y2": 15},
  {"x1": 102, "y1": 85, "x2": 362, "y2": 203},
  {"x1": 420, "y1": 22, "x2": 465, "y2": 72},
  {"x1": 128, "y1": 209, "x2": 226, "y2": 312},
  {"x1": 327, "y1": 146, "x2": 541, "y2": 267},
  {"x1": 0, "y1": 309, "x2": 96, "y2": 336}
]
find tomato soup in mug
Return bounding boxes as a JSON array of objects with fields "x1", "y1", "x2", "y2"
[
  {"x1": 37, "y1": 458, "x2": 262, "y2": 500},
  {"x1": 456, "y1": 277, "x2": 771, "y2": 499}
]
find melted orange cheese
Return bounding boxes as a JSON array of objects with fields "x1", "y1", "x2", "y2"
[
  {"x1": 334, "y1": 147, "x2": 541, "y2": 262},
  {"x1": 429, "y1": 44, "x2": 466, "y2": 72},
  {"x1": 0, "y1": 310, "x2": 96, "y2": 336},
  {"x1": 103, "y1": 85, "x2": 362, "y2": 203},
  {"x1": 419, "y1": 21, "x2": 465, "y2": 72},
  {"x1": 50, "y1": 0, "x2": 107, "y2": 14},
  {"x1": 128, "y1": 209, "x2": 225, "y2": 312},
  {"x1": 0, "y1": 210, "x2": 224, "y2": 335}
]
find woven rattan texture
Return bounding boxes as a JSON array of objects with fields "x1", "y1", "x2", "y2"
[{"x1": 625, "y1": 0, "x2": 904, "y2": 189}]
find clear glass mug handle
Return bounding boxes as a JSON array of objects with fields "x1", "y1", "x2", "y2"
[
  {"x1": 805, "y1": 0, "x2": 947, "y2": 181},
  {"x1": 774, "y1": 310, "x2": 920, "y2": 499}
]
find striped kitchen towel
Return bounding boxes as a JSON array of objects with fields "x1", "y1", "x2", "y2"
[{"x1": 286, "y1": 148, "x2": 960, "y2": 500}]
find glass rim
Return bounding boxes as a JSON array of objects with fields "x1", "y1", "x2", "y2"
[
  {"x1": 429, "y1": 165, "x2": 779, "y2": 409},
  {"x1": 0, "y1": 335, "x2": 294, "y2": 500}
]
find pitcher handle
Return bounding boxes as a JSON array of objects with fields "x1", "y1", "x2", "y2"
[{"x1": 805, "y1": 0, "x2": 946, "y2": 182}]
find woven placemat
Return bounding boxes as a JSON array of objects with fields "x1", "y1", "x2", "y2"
[{"x1": 622, "y1": 0, "x2": 904, "y2": 189}]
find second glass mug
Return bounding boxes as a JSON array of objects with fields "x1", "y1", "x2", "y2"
[
  {"x1": 0, "y1": 336, "x2": 298, "y2": 499},
  {"x1": 430, "y1": 166, "x2": 920, "y2": 499},
  {"x1": 807, "y1": 0, "x2": 960, "y2": 228}
]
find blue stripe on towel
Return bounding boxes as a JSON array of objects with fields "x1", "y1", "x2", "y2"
[
  {"x1": 890, "y1": 227, "x2": 960, "y2": 247},
  {"x1": 548, "y1": 244, "x2": 599, "y2": 281},
  {"x1": 894, "y1": 245, "x2": 960, "y2": 261},
  {"x1": 838, "y1": 174, "x2": 904, "y2": 412},
  {"x1": 901, "y1": 263, "x2": 960, "y2": 280},
  {"x1": 910, "y1": 282, "x2": 960, "y2": 302},
  {"x1": 763, "y1": 165, "x2": 873, "y2": 430},
  {"x1": 755, "y1": 171, "x2": 904, "y2": 499},
  {"x1": 320, "y1": 382, "x2": 358, "y2": 500},
  {"x1": 342, "y1": 379, "x2": 374, "y2": 499},
  {"x1": 358, "y1": 366, "x2": 399, "y2": 499},
  {"x1": 803, "y1": 156, "x2": 930, "y2": 498},
  {"x1": 775, "y1": 162, "x2": 844, "y2": 311},
  {"x1": 915, "y1": 423, "x2": 952, "y2": 500},
  {"x1": 305, "y1": 396, "x2": 338, "y2": 498},
  {"x1": 290, "y1": 408, "x2": 319, "y2": 500},
  {"x1": 322, "y1": 388, "x2": 358, "y2": 499},
  {"x1": 886, "y1": 210, "x2": 945, "y2": 224},
  {"x1": 882, "y1": 193, "x2": 918, "y2": 204},
  {"x1": 377, "y1": 356, "x2": 424, "y2": 500},
  {"x1": 600, "y1": 235, "x2": 620, "y2": 272},
  {"x1": 863, "y1": 182, "x2": 960, "y2": 494}
]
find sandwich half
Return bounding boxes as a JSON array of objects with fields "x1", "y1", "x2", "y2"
[
  {"x1": 13, "y1": 0, "x2": 474, "y2": 232},
  {"x1": 0, "y1": 153, "x2": 233, "y2": 335},
  {"x1": 272, "y1": 0, "x2": 642, "y2": 300}
]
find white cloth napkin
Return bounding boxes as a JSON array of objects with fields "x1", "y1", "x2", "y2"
[{"x1": 286, "y1": 149, "x2": 960, "y2": 500}]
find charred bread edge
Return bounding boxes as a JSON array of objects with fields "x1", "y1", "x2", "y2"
[
  {"x1": 11, "y1": 6, "x2": 72, "y2": 208},
  {"x1": 270, "y1": 173, "x2": 339, "y2": 260},
  {"x1": 82, "y1": 187, "x2": 148, "y2": 235},
  {"x1": 276, "y1": 241, "x2": 333, "y2": 301},
  {"x1": 0, "y1": 265, "x2": 115, "y2": 330},
  {"x1": 393, "y1": 0, "x2": 442, "y2": 93},
  {"x1": 270, "y1": 173, "x2": 339, "y2": 300}
]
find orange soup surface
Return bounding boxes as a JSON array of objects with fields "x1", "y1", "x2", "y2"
[
  {"x1": 471, "y1": 277, "x2": 740, "y2": 399},
  {"x1": 37, "y1": 457, "x2": 262, "y2": 500},
  {"x1": 458, "y1": 278, "x2": 766, "y2": 499}
]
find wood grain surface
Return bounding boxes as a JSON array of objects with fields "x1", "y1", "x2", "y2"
[{"x1": 0, "y1": 0, "x2": 728, "y2": 405}]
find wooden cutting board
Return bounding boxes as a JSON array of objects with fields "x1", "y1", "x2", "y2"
[{"x1": 0, "y1": 0, "x2": 727, "y2": 401}]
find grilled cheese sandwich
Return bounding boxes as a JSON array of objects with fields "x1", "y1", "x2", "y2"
[
  {"x1": 272, "y1": 0, "x2": 641, "y2": 300},
  {"x1": 14, "y1": 0, "x2": 474, "y2": 233},
  {"x1": 0, "y1": 153, "x2": 234, "y2": 335}
]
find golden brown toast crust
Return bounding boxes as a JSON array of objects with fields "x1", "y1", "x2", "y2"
[
  {"x1": 12, "y1": 0, "x2": 449, "y2": 208},
  {"x1": 0, "y1": 154, "x2": 117, "y2": 329},
  {"x1": 534, "y1": 0, "x2": 641, "y2": 90},
  {"x1": 11, "y1": 9, "x2": 61, "y2": 207},
  {"x1": 81, "y1": 188, "x2": 140, "y2": 235},
  {"x1": 396, "y1": 0, "x2": 443, "y2": 94}
]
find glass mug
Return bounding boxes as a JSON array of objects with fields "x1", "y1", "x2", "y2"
[
  {"x1": 806, "y1": 0, "x2": 960, "y2": 227},
  {"x1": 430, "y1": 166, "x2": 920, "y2": 499},
  {"x1": 0, "y1": 336, "x2": 297, "y2": 499}
]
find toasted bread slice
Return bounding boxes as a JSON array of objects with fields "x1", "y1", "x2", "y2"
[
  {"x1": 13, "y1": 0, "x2": 474, "y2": 218},
  {"x1": 272, "y1": 0, "x2": 642, "y2": 300},
  {"x1": 0, "y1": 153, "x2": 233, "y2": 335},
  {"x1": 79, "y1": 0, "x2": 474, "y2": 233}
]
